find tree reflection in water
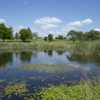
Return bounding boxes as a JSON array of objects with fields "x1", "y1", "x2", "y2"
[
  {"x1": 20, "y1": 51, "x2": 32, "y2": 62},
  {"x1": 0, "y1": 52, "x2": 13, "y2": 68},
  {"x1": 67, "y1": 52, "x2": 100, "y2": 66}
]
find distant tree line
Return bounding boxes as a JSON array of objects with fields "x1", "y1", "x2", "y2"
[
  {"x1": 67, "y1": 30, "x2": 100, "y2": 41},
  {"x1": 0, "y1": 23, "x2": 100, "y2": 42}
]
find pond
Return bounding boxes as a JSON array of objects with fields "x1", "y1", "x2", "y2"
[{"x1": 0, "y1": 50, "x2": 100, "y2": 99}]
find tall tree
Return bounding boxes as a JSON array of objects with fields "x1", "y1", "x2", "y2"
[
  {"x1": 48, "y1": 34, "x2": 53, "y2": 41},
  {"x1": 19, "y1": 28, "x2": 33, "y2": 42},
  {"x1": 67, "y1": 30, "x2": 83, "y2": 41},
  {"x1": 0, "y1": 23, "x2": 13, "y2": 40},
  {"x1": 15, "y1": 32, "x2": 19, "y2": 39},
  {"x1": 56, "y1": 35, "x2": 64, "y2": 40},
  {"x1": 85, "y1": 30, "x2": 100, "y2": 40}
]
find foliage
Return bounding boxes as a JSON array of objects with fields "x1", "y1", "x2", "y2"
[
  {"x1": 48, "y1": 34, "x2": 53, "y2": 41},
  {"x1": 56, "y1": 35, "x2": 65, "y2": 40},
  {"x1": 67, "y1": 30, "x2": 100, "y2": 41},
  {"x1": 67, "y1": 30, "x2": 84, "y2": 41},
  {"x1": 44, "y1": 36, "x2": 48, "y2": 41},
  {"x1": 85, "y1": 30, "x2": 100, "y2": 40},
  {"x1": 4, "y1": 84, "x2": 28, "y2": 95},
  {"x1": 19, "y1": 28, "x2": 33, "y2": 42},
  {"x1": 15, "y1": 32, "x2": 19, "y2": 39},
  {"x1": 0, "y1": 23, "x2": 13, "y2": 40},
  {"x1": 39, "y1": 83, "x2": 100, "y2": 100}
]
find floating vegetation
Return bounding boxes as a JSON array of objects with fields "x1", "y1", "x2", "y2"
[
  {"x1": 4, "y1": 84, "x2": 28, "y2": 96},
  {"x1": 19, "y1": 64, "x2": 77, "y2": 73},
  {"x1": 38, "y1": 82, "x2": 100, "y2": 100},
  {"x1": 0, "y1": 79, "x2": 5, "y2": 83}
]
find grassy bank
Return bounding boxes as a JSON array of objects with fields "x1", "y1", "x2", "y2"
[
  {"x1": 73, "y1": 40, "x2": 100, "y2": 56},
  {"x1": 0, "y1": 40, "x2": 75, "y2": 51},
  {"x1": 38, "y1": 82, "x2": 100, "y2": 100},
  {"x1": 0, "y1": 40, "x2": 100, "y2": 55},
  {"x1": 3, "y1": 81, "x2": 100, "y2": 100}
]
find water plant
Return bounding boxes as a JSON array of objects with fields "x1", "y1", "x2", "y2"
[
  {"x1": 4, "y1": 84, "x2": 28, "y2": 96},
  {"x1": 38, "y1": 82, "x2": 100, "y2": 100}
]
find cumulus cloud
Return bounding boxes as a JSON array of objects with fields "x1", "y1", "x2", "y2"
[
  {"x1": 34, "y1": 17, "x2": 62, "y2": 30},
  {"x1": 94, "y1": 28, "x2": 100, "y2": 32},
  {"x1": 14, "y1": 25, "x2": 27, "y2": 34},
  {"x1": 68, "y1": 18, "x2": 93, "y2": 28},
  {"x1": 82, "y1": 18, "x2": 93, "y2": 24},
  {"x1": 0, "y1": 18, "x2": 6, "y2": 23},
  {"x1": 33, "y1": 17, "x2": 94, "y2": 36},
  {"x1": 62, "y1": 18, "x2": 93, "y2": 34}
]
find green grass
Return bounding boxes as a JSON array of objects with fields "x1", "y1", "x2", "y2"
[
  {"x1": 3, "y1": 80, "x2": 100, "y2": 100},
  {"x1": 0, "y1": 40, "x2": 75, "y2": 51},
  {"x1": 4, "y1": 84, "x2": 28, "y2": 95},
  {"x1": 73, "y1": 40, "x2": 100, "y2": 55},
  {"x1": 19, "y1": 64, "x2": 77, "y2": 74},
  {"x1": 38, "y1": 82, "x2": 100, "y2": 100}
]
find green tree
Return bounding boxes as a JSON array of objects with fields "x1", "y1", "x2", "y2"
[
  {"x1": 56, "y1": 35, "x2": 64, "y2": 40},
  {"x1": 44, "y1": 36, "x2": 48, "y2": 41},
  {"x1": 48, "y1": 34, "x2": 53, "y2": 41},
  {"x1": 0, "y1": 23, "x2": 13, "y2": 41},
  {"x1": 85, "y1": 30, "x2": 100, "y2": 40},
  {"x1": 15, "y1": 32, "x2": 19, "y2": 39},
  {"x1": 67, "y1": 30, "x2": 83, "y2": 41},
  {"x1": 19, "y1": 28, "x2": 33, "y2": 42}
]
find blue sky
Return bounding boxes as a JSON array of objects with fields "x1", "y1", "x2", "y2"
[{"x1": 0, "y1": 0, "x2": 100, "y2": 36}]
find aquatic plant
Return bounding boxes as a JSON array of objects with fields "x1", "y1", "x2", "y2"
[
  {"x1": 4, "y1": 84, "x2": 28, "y2": 96},
  {"x1": 38, "y1": 82, "x2": 100, "y2": 100},
  {"x1": 20, "y1": 64, "x2": 75, "y2": 73}
]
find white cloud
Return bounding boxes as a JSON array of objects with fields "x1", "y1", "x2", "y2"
[
  {"x1": 62, "y1": 18, "x2": 93, "y2": 34},
  {"x1": 40, "y1": 24, "x2": 58, "y2": 30},
  {"x1": 68, "y1": 21, "x2": 81, "y2": 28},
  {"x1": 81, "y1": 18, "x2": 93, "y2": 24},
  {"x1": 18, "y1": 25, "x2": 26, "y2": 30},
  {"x1": 68, "y1": 18, "x2": 93, "y2": 28},
  {"x1": 34, "y1": 17, "x2": 62, "y2": 30},
  {"x1": 33, "y1": 17, "x2": 93, "y2": 36},
  {"x1": 0, "y1": 18, "x2": 6, "y2": 23},
  {"x1": 14, "y1": 25, "x2": 27, "y2": 33},
  {"x1": 94, "y1": 28, "x2": 100, "y2": 32}
]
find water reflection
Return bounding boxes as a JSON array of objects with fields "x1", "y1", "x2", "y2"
[
  {"x1": 0, "y1": 50, "x2": 100, "y2": 69},
  {"x1": 0, "y1": 52, "x2": 13, "y2": 68},
  {"x1": 0, "y1": 50, "x2": 100, "y2": 100},
  {"x1": 56, "y1": 50, "x2": 65, "y2": 55},
  {"x1": 20, "y1": 51, "x2": 32, "y2": 62},
  {"x1": 44, "y1": 50, "x2": 53, "y2": 56},
  {"x1": 67, "y1": 53, "x2": 100, "y2": 65},
  {"x1": 44, "y1": 49, "x2": 65, "y2": 56}
]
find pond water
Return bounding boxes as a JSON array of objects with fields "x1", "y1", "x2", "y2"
[{"x1": 0, "y1": 50, "x2": 100, "y2": 99}]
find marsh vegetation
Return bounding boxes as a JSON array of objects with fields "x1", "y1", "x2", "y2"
[{"x1": 0, "y1": 23, "x2": 100, "y2": 99}]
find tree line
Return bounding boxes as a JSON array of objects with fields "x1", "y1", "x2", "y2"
[
  {"x1": 67, "y1": 30, "x2": 100, "y2": 41},
  {"x1": 0, "y1": 23, "x2": 100, "y2": 42}
]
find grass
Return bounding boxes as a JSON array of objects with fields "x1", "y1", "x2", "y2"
[
  {"x1": 4, "y1": 84, "x2": 28, "y2": 95},
  {"x1": 0, "y1": 39, "x2": 100, "y2": 54},
  {"x1": 0, "y1": 40, "x2": 75, "y2": 51},
  {"x1": 19, "y1": 64, "x2": 77, "y2": 73},
  {"x1": 1, "y1": 40, "x2": 100, "y2": 99},
  {"x1": 38, "y1": 82, "x2": 100, "y2": 100},
  {"x1": 2, "y1": 80, "x2": 100, "y2": 100},
  {"x1": 73, "y1": 40, "x2": 100, "y2": 56}
]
